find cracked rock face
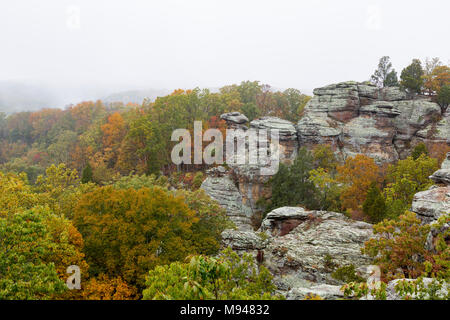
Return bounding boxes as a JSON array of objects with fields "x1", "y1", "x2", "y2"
[
  {"x1": 220, "y1": 207, "x2": 373, "y2": 294},
  {"x1": 200, "y1": 170, "x2": 253, "y2": 231},
  {"x1": 218, "y1": 207, "x2": 373, "y2": 290},
  {"x1": 220, "y1": 112, "x2": 249, "y2": 125},
  {"x1": 262, "y1": 209, "x2": 373, "y2": 285},
  {"x1": 297, "y1": 81, "x2": 446, "y2": 164},
  {"x1": 411, "y1": 186, "x2": 450, "y2": 224},
  {"x1": 412, "y1": 153, "x2": 450, "y2": 225}
]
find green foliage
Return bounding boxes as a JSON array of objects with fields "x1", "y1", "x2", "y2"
[
  {"x1": 400, "y1": 59, "x2": 424, "y2": 94},
  {"x1": 437, "y1": 84, "x2": 450, "y2": 111},
  {"x1": 267, "y1": 148, "x2": 318, "y2": 212},
  {"x1": 385, "y1": 70, "x2": 399, "y2": 87},
  {"x1": 309, "y1": 168, "x2": 341, "y2": 211},
  {"x1": 332, "y1": 265, "x2": 365, "y2": 284},
  {"x1": 362, "y1": 212, "x2": 449, "y2": 281},
  {"x1": 411, "y1": 143, "x2": 428, "y2": 160},
  {"x1": 371, "y1": 56, "x2": 398, "y2": 88},
  {"x1": 362, "y1": 182, "x2": 387, "y2": 223},
  {"x1": 384, "y1": 155, "x2": 438, "y2": 218},
  {"x1": 0, "y1": 209, "x2": 67, "y2": 299},
  {"x1": 312, "y1": 144, "x2": 337, "y2": 172},
  {"x1": 81, "y1": 162, "x2": 93, "y2": 184},
  {"x1": 73, "y1": 185, "x2": 229, "y2": 288},
  {"x1": 142, "y1": 248, "x2": 283, "y2": 300}
]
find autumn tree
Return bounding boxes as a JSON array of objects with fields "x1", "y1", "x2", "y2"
[
  {"x1": 422, "y1": 58, "x2": 450, "y2": 96},
  {"x1": 0, "y1": 171, "x2": 39, "y2": 217},
  {"x1": 73, "y1": 186, "x2": 210, "y2": 288},
  {"x1": 337, "y1": 154, "x2": 381, "y2": 215},
  {"x1": 362, "y1": 212, "x2": 449, "y2": 281}
]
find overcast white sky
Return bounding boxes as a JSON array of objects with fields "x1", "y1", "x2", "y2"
[{"x1": 1, "y1": 0, "x2": 449, "y2": 96}]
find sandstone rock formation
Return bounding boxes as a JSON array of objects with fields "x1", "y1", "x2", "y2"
[
  {"x1": 412, "y1": 152, "x2": 450, "y2": 225},
  {"x1": 221, "y1": 207, "x2": 373, "y2": 296},
  {"x1": 297, "y1": 81, "x2": 447, "y2": 164},
  {"x1": 220, "y1": 111, "x2": 249, "y2": 126},
  {"x1": 206, "y1": 85, "x2": 448, "y2": 230},
  {"x1": 200, "y1": 166, "x2": 253, "y2": 231}
]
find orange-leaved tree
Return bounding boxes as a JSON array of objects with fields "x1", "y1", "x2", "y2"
[{"x1": 337, "y1": 154, "x2": 382, "y2": 217}]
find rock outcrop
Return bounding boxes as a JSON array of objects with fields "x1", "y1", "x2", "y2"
[
  {"x1": 200, "y1": 166, "x2": 253, "y2": 230},
  {"x1": 297, "y1": 81, "x2": 447, "y2": 164},
  {"x1": 220, "y1": 112, "x2": 249, "y2": 127},
  {"x1": 208, "y1": 85, "x2": 448, "y2": 230},
  {"x1": 222, "y1": 207, "x2": 373, "y2": 295},
  {"x1": 412, "y1": 152, "x2": 450, "y2": 225}
]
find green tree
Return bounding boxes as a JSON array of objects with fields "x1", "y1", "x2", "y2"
[
  {"x1": 411, "y1": 143, "x2": 428, "y2": 160},
  {"x1": 385, "y1": 70, "x2": 399, "y2": 87},
  {"x1": 81, "y1": 162, "x2": 94, "y2": 184},
  {"x1": 437, "y1": 85, "x2": 450, "y2": 112},
  {"x1": 73, "y1": 185, "x2": 226, "y2": 288},
  {"x1": 309, "y1": 168, "x2": 341, "y2": 212},
  {"x1": 371, "y1": 56, "x2": 398, "y2": 88},
  {"x1": 362, "y1": 182, "x2": 387, "y2": 223},
  {"x1": 400, "y1": 59, "x2": 424, "y2": 95},
  {"x1": 0, "y1": 209, "x2": 67, "y2": 299},
  {"x1": 268, "y1": 148, "x2": 318, "y2": 212},
  {"x1": 142, "y1": 248, "x2": 282, "y2": 300}
]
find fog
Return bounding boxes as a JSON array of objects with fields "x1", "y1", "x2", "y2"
[{"x1": 0, "y1": 0, "x2": 449, "y2": 109}]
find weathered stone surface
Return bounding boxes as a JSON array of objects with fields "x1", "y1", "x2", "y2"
[
  {"x1": 250, "y1": 117, "x2": 298, "y2": 163},
  {"x1": 297, "y1": 81, "x2": 445, "y2": 164},
  {"x1": 220, "y1": 112, "x2": 249, "y2": 125},
  {"x1": 201, "y1": 172, "x2": 253, "y2": 231},
  {"x1": 250, "y1": 117, "x2": 298, "y2": 141},
  {"x1": 221, "y1": 229, "x2": 266, "y2": 250},
  {"x1": 260, "y1": 208, "x2": 373, "y2": 285},
  {"x1": 430, "y1": 169, "x2": 450, "y2": 185},
  {"x1": 411, "y1": 185, "x2": 450, "y2": 224},
  {"x1": 261, "y1": 207, "x2": 311, "y2": 236},
  {"x1": 342, "y1": 116, "x2": 397, "y2": 163},
  {"x1": 441, "y1": 153, "x2": 450, "y2": 170},
  {"x1": 286, "y1": 284, "x2": 344, "y2": 300}
]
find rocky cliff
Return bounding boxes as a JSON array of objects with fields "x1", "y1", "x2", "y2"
[
  {"x1": 201, "y1": 82, "x2": 449, "y2": 299},
  {"x1": 298, "y1": 81, "x2": 448, "y2": 163},
  {"x1": 202, "y1": 81, "x2": 449, "y2": 231}
]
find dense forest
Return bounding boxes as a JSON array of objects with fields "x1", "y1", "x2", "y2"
[{"x1": 0, "y1": 57, "x2": 449, "y2": 300}]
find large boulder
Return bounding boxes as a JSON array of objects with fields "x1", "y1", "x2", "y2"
[
  {"x1": 220, "y1": 112, "x2": 249, "y2": 125},
  {"x1": 411, "y1": 186, "x2": 450, "y2": 224},
  {"x1": 429, "y1": 169, "x2": 450, "y2": 185},
  {"x1": 200, "y1": 167, "x2": 253, "y2": 231},
  {"x1": 221, "y1": 229, "x2": 267, "y2": 251},
  {"x1": 286, "y1": 284, "x2": 345, "y2": 300},
  {"x1": 297, "y1": 81, "x2": 445, "y2": 163},
  {"x1": 260, "y1": 207, "x2": 373, "y2": 286}
]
